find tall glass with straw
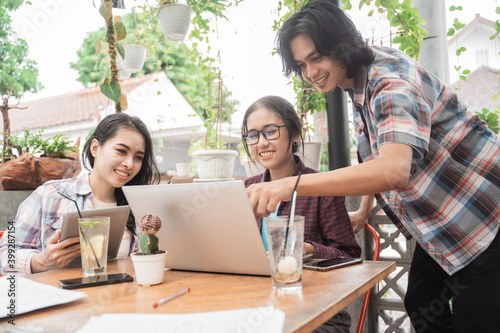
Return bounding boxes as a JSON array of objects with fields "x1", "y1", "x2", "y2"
[
  {"x1": 58, "y1": 192, "x2": 110, "y2": 276},
  {"x1": 265, "y1": 172, "x2": 305, "y2": 291}
]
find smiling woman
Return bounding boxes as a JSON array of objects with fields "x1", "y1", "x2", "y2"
[
  {"x1": 241, "y1": 95, "x2": 361, "y2": 332},
  {"x1": 0, "y1": 113, "x2": 160, "y2": 276}
]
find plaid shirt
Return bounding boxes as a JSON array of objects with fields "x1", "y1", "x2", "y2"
[
  {"x1": 0, "y1": 173, "x2": 135, "y2": 276},
  {"x1": 350, "y1": 46, "x2": 500, "y2": 275},
  {"x1": 244, "y1": 158, "x2": 361, "y2": 259}
]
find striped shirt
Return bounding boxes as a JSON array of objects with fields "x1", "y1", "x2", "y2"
[
  {"x1": 350, "y1": 46, "x2": 500, "y2": 275},
  {"x1": 0, "y1": 173, "x2": 136, "y2": 276},
  {"x1": 244, "y1": 158, "x2": 361, "y2": 259}
]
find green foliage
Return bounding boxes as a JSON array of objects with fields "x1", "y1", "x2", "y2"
[
  {"x1": 490, "y1": 5, "x2": 500, "y2": 41},
  {"x1": 476, "y1": 107, "x2": 500, "y2": 134},
  {"x1": 40, "y1": 133, "x2": 78, "y2": 157},
  {"x1": 139, "y1": 233, "x2": 159, "y2": 254},
  {"x1": 100, "y1": 79, "x2": 122, "y2": 103},
  {"x1": 0, "y1": 129, "x2": 77, "y2": 160},
  {"x1": 0, "y1": 1, "x2": 43, "y2": 98},
  {"x1": 319, "y1": 145, "x2": 329, "y2": 172},
  {"x1": 447, "y1": 6, "x2": 471, "y2": 82},
  {"x1": 343, "y1": 0, "x2": 428, "y2": 60},
  {"x1": 70, "y1": 9, "x2": 213, "y2": 119},
  {"x1": 291, "y1": 77, "x2": 325, "y2": 139}
]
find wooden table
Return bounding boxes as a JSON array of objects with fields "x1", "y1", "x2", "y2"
[{"x1": 4, "y1": 258, "x2": 395, "y2": 332}]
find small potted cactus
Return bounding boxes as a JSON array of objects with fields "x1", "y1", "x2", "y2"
[{"x1": 130, "y1": 214, "x2": 168, "y2": 286}]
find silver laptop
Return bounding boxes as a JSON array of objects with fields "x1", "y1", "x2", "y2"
[
  {"x1": 123, "y1": 181, "x2": 270, "y2": 276},
  {"x1": 60, "y1": 206, "x2": 130, "y2": 266}
]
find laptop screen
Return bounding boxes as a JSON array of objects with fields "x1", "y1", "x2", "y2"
[{"x1": 123, "y1": 181, "x2": 270, "y2": 276}]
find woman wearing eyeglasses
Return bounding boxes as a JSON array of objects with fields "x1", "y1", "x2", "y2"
[
  {"x1": 242, "y1": 95, "x2": 360, "y2": 259},
  {"x1": 242, "y1": 95, "x2": 360, "y2": 332}
]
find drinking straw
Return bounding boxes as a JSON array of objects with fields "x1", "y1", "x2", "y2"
[
  {"x1": 282, "y1": 171, "x2": 302, "y2": 258},
  {"x1": 57, "y1": 191, "x2": 101, "y2": 269}
]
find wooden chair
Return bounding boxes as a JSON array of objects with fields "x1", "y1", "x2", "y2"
[{"x1": 356, "y1": 224, "x2": 380, "y2": 333}]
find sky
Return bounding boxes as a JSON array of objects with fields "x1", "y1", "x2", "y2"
[{"x1": 9, "y1": 0, "x2": 499, "y2": 123}]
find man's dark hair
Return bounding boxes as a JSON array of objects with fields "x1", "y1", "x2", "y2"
[{"x1": 276, "y1": 0, "x2": 374, "y2": 79}]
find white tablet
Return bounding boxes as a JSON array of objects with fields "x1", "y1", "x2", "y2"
[{"x1": 60, "y1": 205, "x2": 130, "y2": 261}]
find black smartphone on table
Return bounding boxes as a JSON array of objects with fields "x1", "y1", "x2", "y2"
[
  {"x1": 303, "y1": 257, "x2": 363, "y2": 271},
  {"x1": 59, "y1": 273, "x2": 134, "y2": 289}
]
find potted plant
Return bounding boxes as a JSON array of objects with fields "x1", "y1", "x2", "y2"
[
  {"x1": 131, "y1": 213, "x2": 167, "y2": 286},
  {"x1": 191, "y1": 66, "x2": 238, "y2": 180},
  {"x1": 157, "y1": 1, "x2": 193, "y2": 41},
  {"x1": 116, "y1": 11, "x2": 149, "y2": 74},
  {"x1": 175, "y1": 159, "x2": 191, "y2": 176},
  {"x1": 293, "y1": 77, "x2": 326, "y2": 170},
  {"x1": 237, "y1": 142, "x2": 265, "y2": 177},
  {"x1": 0, "y1": 129, "x2": 80, "y2": 190}
]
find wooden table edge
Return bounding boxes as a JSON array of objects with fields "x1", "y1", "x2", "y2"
[{"x1": 290, "y1": 261, "x2": 397, "y2": 333}]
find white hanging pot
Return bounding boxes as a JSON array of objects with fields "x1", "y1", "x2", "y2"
[
  {"x1": 301, "y1": 141, "x2": 323, "y2": 170},
  {"x1": 158, "y1": 4, "x2": 193, "y2": 41},
  {"x1": 121, "y1": 45, "x2": 147, "y2": 73},
  {"x1": 118, "y1": 69, "x2": 132, "y2": 80},
  {"x1": 193, "y1": 150, "x2": 238, "y2": 180},
  {"x1": 131, "y1": 251, "x2": 167, "y2": 286}
]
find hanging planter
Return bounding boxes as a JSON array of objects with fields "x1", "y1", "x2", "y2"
[
  {"x1": 158, "y1": 3, "x2": 193, "y2": 41},
  {"x1": 121, "y1": 45, "x2": 147, "y2": 73}
]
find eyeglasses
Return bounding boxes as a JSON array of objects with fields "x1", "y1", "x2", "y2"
[{"x1": 243, "y1": 125, "x2": 286, "y2": 146}]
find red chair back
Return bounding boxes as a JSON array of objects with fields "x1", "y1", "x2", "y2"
[
  {"x1": 356, "y1": 224, "x2": 380, "y2": 333},
  {"x1": 0, "y1": 231, "x2": 4, "y2": 277}
]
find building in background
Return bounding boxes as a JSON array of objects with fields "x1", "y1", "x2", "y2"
[
  {"x1": 448, "y1": 14, "x2": 500, "y2": 112},
  {"x1": 7, "y1": 72, "x2": 245, "y2": 177}
]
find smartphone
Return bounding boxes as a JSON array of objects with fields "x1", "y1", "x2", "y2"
[
  {"x1": 303, "y1": 257, "x2": 363, "y2": 271},
  {"x1": 303, "y1": 253, "x2": 313, "y2": 262},
  {"x1": 59, "y1": 273, "x2": 134, "y2": 289}
]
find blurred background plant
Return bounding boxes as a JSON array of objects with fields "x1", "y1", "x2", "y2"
[{"x1": 0, "y1": 129, "x2": 77, "y2": 160}]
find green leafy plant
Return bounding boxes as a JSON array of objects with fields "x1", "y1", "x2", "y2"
[
  {"x1": 96, "y1": 0, "x2": 128, "y2": 112},
  {"x1": 1, "y1": 1, "x2": 43, "y2": 162},
  {"x1": 0, "y1": 129, "x2": 77, "y2": 160},
  {"x1": 291, "y1": 77, "x2": 326, "y2": 141},
  {"x1": 40, "y1": 133, "x2": 78, "y2": 158},
  {"x1": 476, "y1": 107, "x2": 500, "y2": 134},
  {"x1": 341, "y1": 0, "x2": 428, "y2": 60}
]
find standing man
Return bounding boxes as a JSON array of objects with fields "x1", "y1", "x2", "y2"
[{"x1": 247, "y1": 1, "x2": 500, "y2": 332}]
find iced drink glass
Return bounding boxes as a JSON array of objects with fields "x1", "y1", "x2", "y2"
[
  {"x1": 78, "y1": 216, "x2": 110, "y2": 276},
  {"x1": 265, "y1": 216, "x2": 305, "y2": 291}
]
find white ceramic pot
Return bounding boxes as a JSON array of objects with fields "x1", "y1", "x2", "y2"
[
  {"x1": 131, "y1": 251, "x2": 167, "y2": 286},
  {"x1": 175, "y1": 162, "x2": 191, "y2": 177},
  {"x1": 121, "y1": 45, "x2": 147, "y2": 73},
  {"x1": 242, "y1": 155, "x2": 266, "y2": 177},
  {"x1": 192, "y1": 150, "x2": 238, "y2": 179},
  {"x1": 301, "y1": 141, "x2": 323, "y2": 170},
  {"x1": 158, "y1": 4, "x2": 193, "y2": 41},
  {"x1": 118, "y1": 69, "x2": 132, "y2": 80}
]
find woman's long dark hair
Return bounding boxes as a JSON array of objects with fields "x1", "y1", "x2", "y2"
[
  {"x1": 276, "y1": 0, "x2": 374, "y2": 79},
  {"x1": 82, "y1": 113, "x2": 160, "y2": 234},
  {"x1": 241, "y1": 95, "x2": 304, "y2": 164}
]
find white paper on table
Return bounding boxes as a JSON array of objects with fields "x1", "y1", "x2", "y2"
[
  {"x1": 0, "y1": 275, "x2": 87, "y2": 318},
  {"x1": 77, "y1": 306, "x2": 285, "y2": 333}
]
